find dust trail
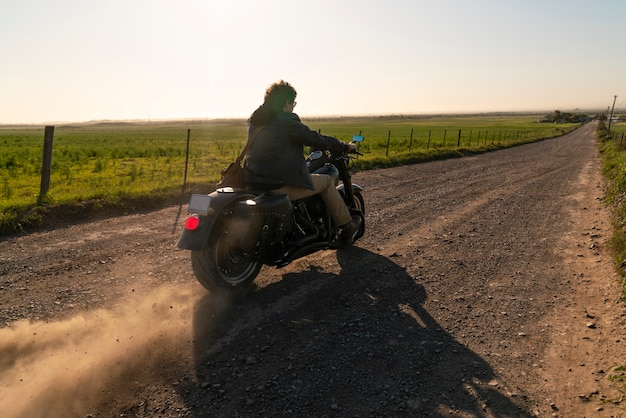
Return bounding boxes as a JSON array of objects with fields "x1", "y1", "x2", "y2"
[{"x1": 0, "y1": 284, "x2": 201, "y2": 417}]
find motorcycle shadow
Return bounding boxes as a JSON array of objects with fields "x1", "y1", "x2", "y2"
[{"x1": 187, "y1": 246, "x2": 530, "y2": 417}]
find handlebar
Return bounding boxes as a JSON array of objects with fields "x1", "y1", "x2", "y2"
[{"x1": 347, "y1": 142, "x2": 362, "y2": 156}]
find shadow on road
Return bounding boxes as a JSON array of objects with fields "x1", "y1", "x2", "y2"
[{"x1": 185, "y1": 247, "x2": 531, "y2": 416}]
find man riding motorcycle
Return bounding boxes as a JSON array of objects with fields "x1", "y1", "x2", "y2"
[{"x1": 243, "y1": 80, "x2": 361, "y2": 245}]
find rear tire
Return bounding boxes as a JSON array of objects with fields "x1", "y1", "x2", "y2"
[{"x1": 190, "y1": 223, "x2": 261, "y2": 292}]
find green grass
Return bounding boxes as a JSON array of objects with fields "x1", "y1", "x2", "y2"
[
  {"x1": 0, "y1": 114, "x2": 579, "y2": 235},
  {"x1": 599, "y1": 120, "x2": 626, "y2": 298}
]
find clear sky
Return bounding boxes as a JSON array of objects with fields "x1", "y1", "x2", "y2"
[{"x1": 1, "y1": 0, "x2": 624, "y2": 124}]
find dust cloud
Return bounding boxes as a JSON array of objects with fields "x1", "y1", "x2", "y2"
[{"x1": 0, "y1": 284, "x2": 202, "y2": 417}]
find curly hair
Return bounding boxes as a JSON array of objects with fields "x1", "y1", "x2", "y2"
[
  {"x1": 264, "y1": 80, "x2": 297, "y2": 111},
  {"x1": 249, "y1": 80, "x2": 297, "y2": 126}
]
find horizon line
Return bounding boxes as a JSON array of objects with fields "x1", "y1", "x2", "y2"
[{"x1": 1, "y1": 108, "x2": 620, "y2": 127}]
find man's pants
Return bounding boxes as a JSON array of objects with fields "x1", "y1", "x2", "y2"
[{"x1": 272, "y1": 174, "x2": 352, "y2": 226}]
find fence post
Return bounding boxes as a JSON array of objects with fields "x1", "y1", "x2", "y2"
[
  {"x1": 182, "y1": 128, "x2": 191, "y2": 191},
  {"x1": 457, "y1": 129, "x2": 461, "y2": 147},
  {"x1": 427, "y1": 130, "x2": 431, "y2": 150},
  {"x1": 409, "y1": 128, "x2": 414, "y2": 151},
  {"x1": 38, "y1": 126, "x2": 54, "y2": 205},
  {"x1": 385, "y1": 130, "x2": 391, "y2": 157}
]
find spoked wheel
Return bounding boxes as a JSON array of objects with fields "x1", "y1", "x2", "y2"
[{"x1": 190, "y1": 223, "x2": 261, "y2": 292}]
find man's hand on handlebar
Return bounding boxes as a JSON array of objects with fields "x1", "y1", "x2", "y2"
[{"x1": 346, "y1": 142, "x2": 358, "y2": 153}]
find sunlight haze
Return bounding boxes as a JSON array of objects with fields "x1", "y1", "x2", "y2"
[{"x1": 1, "y1": 0, "x2": 624, "y2": 124}]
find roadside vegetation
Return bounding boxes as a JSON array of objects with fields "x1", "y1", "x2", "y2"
[
  {"x1": 0, "y1": 114, "x2": 582, "y2": 236},
  {"x1": 597, "y1": 116, "x2": 626, "y2": 297},
  {"x1": 596, "y1": 115, "x2": 626, "y2": 407}
]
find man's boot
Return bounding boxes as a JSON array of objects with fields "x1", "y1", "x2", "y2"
[{"x1": 339, "y1": 216, "x2": 362, "y2": 246}]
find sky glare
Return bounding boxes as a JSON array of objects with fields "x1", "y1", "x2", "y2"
[{"x1": 1, "y1": 0, "x2": 625, "y2": 124}]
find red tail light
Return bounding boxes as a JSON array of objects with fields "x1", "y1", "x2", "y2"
[{"x1": 184, "y1": 215, "x2": 200, "y2": 231}]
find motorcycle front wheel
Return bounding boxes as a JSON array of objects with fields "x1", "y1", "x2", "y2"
[
  {"x1": 352, "y1": 191, "x2": 366, "y2": 240},
  {"x1": 190, "y1": 223, "x2": 261, "y2": 292}
]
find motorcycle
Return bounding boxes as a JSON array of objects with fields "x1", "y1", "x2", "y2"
[{"x1": 176, "y1": 135, "x2": 366, "y2": 292}]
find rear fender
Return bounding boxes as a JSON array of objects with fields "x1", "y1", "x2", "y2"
[{"x1": 176, "y1": 188, "x2": 258, "y2": 250}]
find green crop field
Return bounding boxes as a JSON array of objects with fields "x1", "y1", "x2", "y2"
[{"x1": 1, "y1": 114, "x2": 580, "y2": 234}]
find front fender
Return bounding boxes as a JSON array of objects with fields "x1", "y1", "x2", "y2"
[
  {"x1": 176, "y1": 188, "x2": 258, "y2": 250},
  {"x1": 338, "y1": 183, "x2": 364, "y2": 194}
]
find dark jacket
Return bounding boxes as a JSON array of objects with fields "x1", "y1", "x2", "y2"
[{"x1": 243, "y1": 112, "x2": 346, "y2": 190}]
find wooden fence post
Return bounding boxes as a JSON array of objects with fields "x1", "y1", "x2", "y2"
[
  {"x1": 457, "y1": 129, "x2": 461, "y2": 147},
  {"x1": 38, "y1": 126, "x2": 54, "y2": 205},
  {"x1": 409, "y1": 128, "x2": 414, "y2": 151},
  {"x1": 385, "y1": 130, "x2": 391, "y2": 157},
  {"x1": 182, "y1": 128, "x2": 191, "y2": 191}
]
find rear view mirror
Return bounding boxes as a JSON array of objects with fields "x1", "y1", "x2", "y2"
[{"x1": 351, "y1": 135, "x2": 364, "y2": 142}]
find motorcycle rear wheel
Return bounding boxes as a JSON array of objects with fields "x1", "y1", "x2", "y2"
[{"x1": 190, "y1": 224, "x2": 261, "y2": 292}]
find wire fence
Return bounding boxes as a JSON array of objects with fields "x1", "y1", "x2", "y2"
[{"x1": 1, "y1": 121, "x2": 581, "y2": 211}]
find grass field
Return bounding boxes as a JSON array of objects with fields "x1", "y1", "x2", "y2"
[{"x1": 1, "y1": 114, "x2": 579, "y2": 234}]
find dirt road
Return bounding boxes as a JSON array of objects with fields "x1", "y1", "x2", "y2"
[{"x1": 1, "y1": 122, "x2": 625, "y2": 417}]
